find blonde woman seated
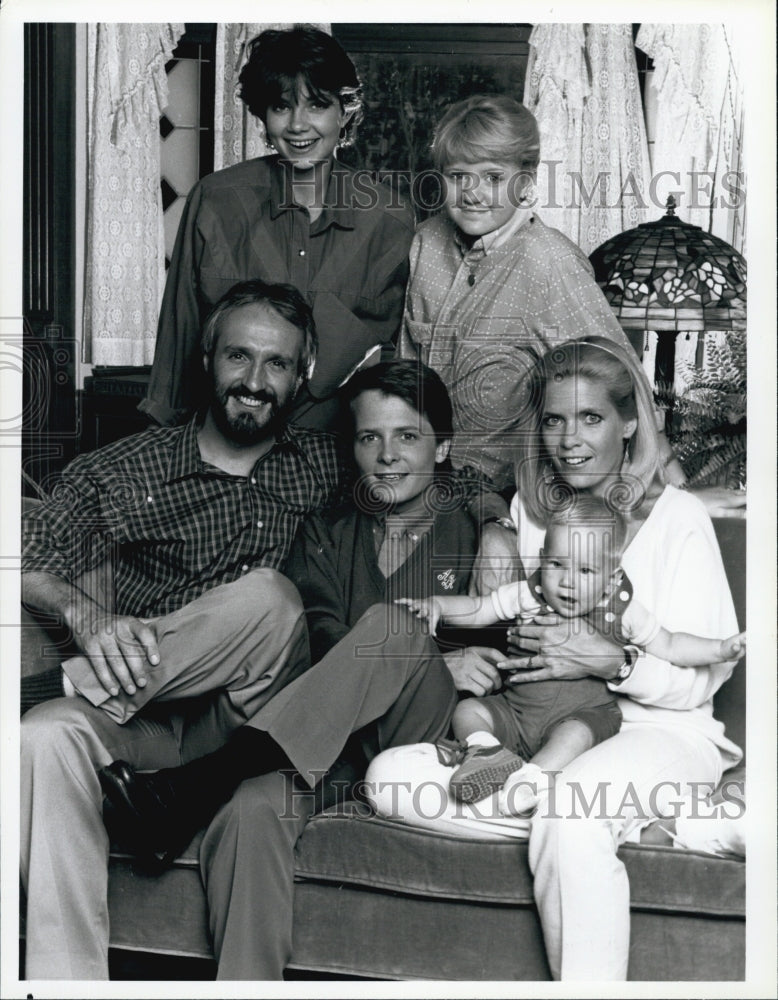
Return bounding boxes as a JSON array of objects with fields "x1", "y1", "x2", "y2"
[{"x1": 365, "y1": 338, "x2": 743, "y2": 982}]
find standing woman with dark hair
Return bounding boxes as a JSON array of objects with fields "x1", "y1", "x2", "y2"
[{"x1": 141, "y1": 25, "x2": 415, "y2": 432}]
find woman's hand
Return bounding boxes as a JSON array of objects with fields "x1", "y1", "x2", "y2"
[
  {"x1": 689, "y1": 485, "x2": 746, "y2": 519},
  {"x1": 501, "y1": 613, "x2": 623, "y2": 682},
  {"x1": 469, "y1": 523, "x2": 519, "y2": 596},
  {"x1": 719, "y1": 631, "x2": 746, "y2": 661},
  {"x1": 443, "y1": 646, "x2": 504, "y2": 695}
]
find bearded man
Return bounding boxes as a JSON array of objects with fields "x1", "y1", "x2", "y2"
[{"x1": 20, "y1": 279, "x2": 341, "y2": 979}]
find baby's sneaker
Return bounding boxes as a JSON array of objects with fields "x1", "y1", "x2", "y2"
[
  {"x1": 449, "y1": 735, "x2": 524, "y2": 804},
  {"x1": 498, "y1": 762, "x2": 550, "y2": 817}
]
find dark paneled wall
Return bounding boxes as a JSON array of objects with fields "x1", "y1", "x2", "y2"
[
  {"x1": 23, "y1": 23, "x2": 78, "y2": 492},
  {"x1": 333, "y1": 24, "x2": 532, "y2": 218}
]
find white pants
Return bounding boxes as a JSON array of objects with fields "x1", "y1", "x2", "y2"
[{"x1": 365, "y1": 721, "x2": 722, "y2": 981}]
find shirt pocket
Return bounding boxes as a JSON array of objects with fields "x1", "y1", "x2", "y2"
[
  {"x1": 451, "y1": 319, "x2": 538, "y2": 430},
  {"x1": 403, "y1": 318, "x2": 434, "y2": 349}
]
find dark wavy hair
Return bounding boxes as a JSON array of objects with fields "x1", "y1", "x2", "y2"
[
  {"x1": 343, "y1": 360, "x2": 454, "y2": 446},
  {"x1": 238, "y1": 25, "x2": 363, "y2": 145},
  {"x1": 201, "y1": 279, "x2": 317, "y2": 380}
]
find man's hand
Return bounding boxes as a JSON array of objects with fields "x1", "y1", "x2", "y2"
[
  {"x1": 443, "y1": 646, "x2": 504, "y2": 695},
  {"x1": 469, "y1": 523, "x2": 519, "y2": 596},
  {"x1": 65, "y1": 605, "x2": 160, "y2": 697},
  {"x1": 23, "y1": 570, "x2": 162, "y2": 698},
  {"x1": 502, "y1": 613, "x2": 623, "y2": 683}
]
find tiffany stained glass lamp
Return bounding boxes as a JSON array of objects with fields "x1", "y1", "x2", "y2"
[{"x1": 589, "y1": 196, "x2": 747, "y2": 488}]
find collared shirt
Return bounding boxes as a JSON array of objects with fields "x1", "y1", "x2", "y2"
[
  {"x1": 23, "y1": 419, "x2": 341, "y2": 619},
  {"x1": 372, "y1": 497, "x2": 437, "y2": 579},
  {"x1": 399, "y1": 211, "x2": 636, "y2": 489},
  {"x1": 491, "y1": 567, "x2": 660, "y2": 648},
  {"x1": 457, "y1": 202, "x2": 533, "y2": 257},
  {"x1": 141, "y1": 155, "x2": 415, "y2": 426},
  {"x1": 283, "y1": 504, "x2": 479, "y2": 664}
]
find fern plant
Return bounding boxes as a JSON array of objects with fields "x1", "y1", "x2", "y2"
[{"x1": 654, "y1": 330, "x2": 746, "y2": 488}]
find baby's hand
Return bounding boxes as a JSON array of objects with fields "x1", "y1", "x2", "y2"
[
  {"x1": 394, "y1": 597, "x2": 442, "y2": 635},
  {"x1": 720, "y1": 632, "x2": 746, "y2": 661}
]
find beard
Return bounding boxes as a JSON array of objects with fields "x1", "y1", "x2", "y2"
[{"x1": 210, "y1": 383, "x2": 295, "y2": 445}]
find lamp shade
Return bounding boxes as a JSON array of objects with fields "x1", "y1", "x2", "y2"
[{"x1": 589, "y1": 197, "x2": 747, "y2": 332}]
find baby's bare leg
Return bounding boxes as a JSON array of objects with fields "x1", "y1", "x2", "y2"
[
  {"x1": 500, "y1": 719, "x2": 595, "y2": 817},
  {"x1": 452, "y1": 698, "x2": 496, "y2": 741},
  {"x1": 530, "y1": 718, "x2": 595, "y2": 771}
]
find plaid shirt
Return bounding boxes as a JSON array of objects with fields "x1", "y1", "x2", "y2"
[
  {"x1": 23, "y1": 419, "x2": 341, "y2": 618},
  {"x1": 399, "y1": 212, "x2": 635, "y2": 490}
]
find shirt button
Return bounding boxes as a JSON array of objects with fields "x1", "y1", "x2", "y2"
[
  {"x1": 257, "y1": 521, "x2": 264, "y2": 528},
  {"x1": 146, "y1": 496, "x2": 153, "y2": 503},
  {"x1": 242, "y1": 564, "x2": 250, "y2": 573},
  {"x1": 250, "y1": 478, "x2": 257, "y2": 486},
  {"x1": 298, "y1": 249, "x2": 306, "y2": 256}
]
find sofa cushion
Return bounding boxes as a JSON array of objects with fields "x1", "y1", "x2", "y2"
[
  {"x1": 98, "y1": 798, "x2": 744, "y2": 977},
  {"x1": 294, "y1": 803, "x2": 745, "y2": 918}
]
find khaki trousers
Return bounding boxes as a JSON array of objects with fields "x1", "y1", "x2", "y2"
[{"x1": 21, "y1": 568, "x2": 309, "y2": 980}]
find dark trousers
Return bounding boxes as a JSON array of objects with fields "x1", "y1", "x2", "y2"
[{"x1": 201, "y1": 602, "x2": 456, "y2": 979}]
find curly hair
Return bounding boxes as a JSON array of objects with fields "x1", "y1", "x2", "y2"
[{"x1": 238, "y1": 25, "x2": 363, "y2": 145}]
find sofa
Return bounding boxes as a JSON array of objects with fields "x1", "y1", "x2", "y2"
[{"x1": 21, "y1": 517, "x2": 746, "y2": 981}]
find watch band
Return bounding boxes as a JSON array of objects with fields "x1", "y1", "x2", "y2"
[
  {"x1": 612, "y1": 644, "x2": 641, "y2": 684},
  {"x1": 483, "y1": 516, "x2": 517, "y2": 532}
]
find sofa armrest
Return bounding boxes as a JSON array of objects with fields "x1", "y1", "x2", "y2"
[{"x1": 711, "y1": 517, "x2": 746, "y2": 759}]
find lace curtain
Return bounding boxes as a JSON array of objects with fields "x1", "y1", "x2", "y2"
[
  {"x1": 84, "y1": 23, "x2": 184, "y2": 364},
  {"x1": 524, "y1": 23, "x2": 651, "y2": 254},
  {"x1": 636, "y1": 23, "x2": 746, "y2": 254},
  {"x1": 214, "y1": 22, "x2": 329, "y2": 171},
  {"x1": 523, "y1": 24, "x2": 588, "y2": 241}
]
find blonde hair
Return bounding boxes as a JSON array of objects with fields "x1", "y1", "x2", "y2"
[
  {"x1": 431, "y1": 94, "x2": 540, "y2": 176},
  {"x1": 517, "y1": 337, "x2": 660, "y2": 523},
  {"x1": 545, "y1": 494, "x2": 629, "y2": 568}
]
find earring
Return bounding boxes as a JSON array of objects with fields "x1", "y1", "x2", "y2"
[{"x1": 519, "y1": 180, "x2": 537, "y2": 206}]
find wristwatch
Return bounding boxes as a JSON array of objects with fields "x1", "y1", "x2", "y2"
[
  {"x1": 483, "y1": 516, "x2": 517, "y2": 532},
  {"x1": 612, "y1": 644, "x2": 641, "y2": 684}
]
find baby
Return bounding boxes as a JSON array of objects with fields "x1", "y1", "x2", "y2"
[{"x1": 398, "y1": 495, "x2": 745, "y2": 814}]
